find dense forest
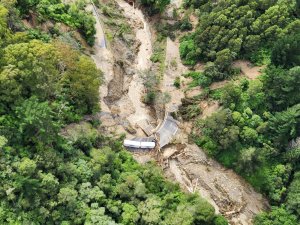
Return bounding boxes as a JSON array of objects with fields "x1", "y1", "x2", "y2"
[
  {"x1": 0, "y1": 0, "x2": 226, "y2": 224},
  {"x1": 1, "y1": 0, "x2": 300, "y2": 224},
  {"x1": 178, "y1": 0, "x2": 300, "y2": 224}
]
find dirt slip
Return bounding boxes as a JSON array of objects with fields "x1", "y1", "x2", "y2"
[
  {"x1": 115, "y1": 0, "x2": 153, "y2": 133},
  {"x1": 89, "y1": 1, "x2": 156, "y2": 136},
  {"x1": 164, "y1": 141, "x2": 268, "y2": 225},
  {"x1": 88, "y1": 4, "x2": 114, "y2": 113},
  {"x1": 210, "y1": 79, "x2": 230, "y2": 90},
  {"x1": 158, "y1": 3, "x2": 268, "y2": 225},
  {"x1": 200, "y1": 100, "x2": 220, "y2": 119},
  {"x1": 170, "y1": 0, "x2": 183, "y2": 8},
  {"x1": 233, "y1": 60, "x2": 265, "y2": 80},
  {"x1": 163, "y1": 37, "x2": 188, "y2": 111},
  {"x1": 104, "y1": 61, "x2": 125, "y2": 103},
  {"x1": 90, "y1": 1, "x2": 269, "y2": 224}
]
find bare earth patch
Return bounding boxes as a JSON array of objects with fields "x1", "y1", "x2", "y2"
[
  {"x1": 233, "y1": 60, "x2": 266, "y2": 80},
  {"x1": 163, "y1": 141, "x2": 269, "y2": 225},
  {"x1": 90, "y1": 2, "x2": 270, "y2": 224}
]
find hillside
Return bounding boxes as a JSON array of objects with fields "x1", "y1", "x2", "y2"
[{"x1": 0, "y1": 0, "x2": 299, "y2": 225}]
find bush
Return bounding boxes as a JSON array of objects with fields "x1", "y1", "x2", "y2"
[
  {"x1": 179, "y1": 36, "x2": 198, "y2": 65},
  {"x1": 174, "y1": 77, "x2": 181, "y2": 88},
  {"x1": 254, "y1": 206, "x2": 298, "y2": 225},
  {"x1": 143, "y1": 91, "x2": 156, "y2": 105},
  {"x1": 271, "y1": 33, "x2": 300, "y2": 68},
  {"x1": 214, "y1": 215, "x2": 229, "y2": 225},
  {"x1": 17, "y1": 0, "x2": 96, "y2": 46},
  {"x1": 139, "y1": 0, "x2": 170, "y2": 15},
  {"x1": 198, "y1": 75, "x2": 212, "y2": 88},
  {"x1": 180, "y1": 17, "x2": 193, "y2": 31}
]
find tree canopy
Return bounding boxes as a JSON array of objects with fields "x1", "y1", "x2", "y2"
[
  {"x1": 0, "y1": 1, "x2": 227, "y2": 224},
  {"x1": 180, "y1": 0, "x2": 299, "y2": 72}
]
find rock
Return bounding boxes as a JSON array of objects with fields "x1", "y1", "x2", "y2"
[
  {"x1": 99, "y1": 113, "x2": 117, "y2": 128},
  {"x1": 125, "y1": 51, "x2": 135, "y2": 61},
  {"x1": 134, "y1": 20, "x2": 144, "y2": 29},
  {"x1": 185, "y1": 86, "x2": 202, "y2": 98},
  {"x1": 133, "y1": 40, "x2": 141, "y2": 54},
  {"x1": 122, "y1": 33, "x2": 135, "y2": 45},
  {"x1": 124, "y1": 67, "x2": 135, "y2": 75},
  {"x1": 110, "y1": 105, "x2": 120, "y2": 115},
  {"x1": 104, "y1": 61, "x2": 125, "y2": 102},
  {"x1": 122, "y1": 119, "x2": 136, "y2": 134}
]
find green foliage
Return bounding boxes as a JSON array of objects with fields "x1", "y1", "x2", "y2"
[
  {"x1": 214, "y1": 215, "x2": 228, "y2": 225},
  {"x1": 254, "y1": 206, "x2": 298, "y2": 225},
  {"x1": 184, "y1": 71, "x2": 212, "y2": 88},
  {"x1": 140, "y1": 70, "x2": 160, "y2": 105},
  {"x1": 203, "y1": 62, "x2": 228, "y2": 81},
  {"x1": 286, "y1": 172, "x2": 300, "y2": 217},
  {"x1": 262, "y1": 66, "x2": 300, "y2": 111},
  {"x1": 268, "y1": 104, "x2": 300, "y2": 148},
  {"x1": 179, "y1": 103, "x2": 201, "y2": 120},
  {"x1": 180, "y1": 16, "x2": 193, "y2": 31},
  {"x1": 183, "y1": 0, "x2": 210, "y2": 9},
  {"x1": 180, "y1": 0, "x2": 298, "y2": 72},
  {"x1": 139, "y1": 0, "x2": 170, "y2": 15},
  {"x1": 173, "y1": 76, "x2": 181, "y2": 88},
  {"x1": 271, "y1": 33, "x2": 300, "y2": 68},
  {"x1": 0, "y1": 40, "x2": 59, "y2": 106},
  {"x1": 266, "y1": 164, "x2": 292, "y2": 203},
  {"x1": 17, "y1": 0, "x2": 96, "y2": 45},
  {"x1": 179, "y1": 36, "x2": 198, "y2": 65},
  {"x1": 144, "y1": 91, "x2": 156, "y2": 105},
  {"x1": 0, "y1": 120, "x2": 225, "y2": 224},
  {"x1": 249, "y1": 48, "x2": 271, "y2": 66},
  {"x1": 0, "y1": 4, "x2": 9, "y2": 47},
  {"x1": 27, "y1": 28, "x2": 51, "y2": 42},
  {"x1": 0, "y1": 39, "x2": 101, "y2": 119},
  {"x1": 63, "y1": 55, "x2": 101, "y2": 114},
  {"x1": 15, "y1": 96, "x2": 60, "y2": 145}
]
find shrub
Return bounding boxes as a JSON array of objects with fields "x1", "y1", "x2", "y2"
[{"x1": 174, "y1": 77, "x2": 181, "y2": 88}]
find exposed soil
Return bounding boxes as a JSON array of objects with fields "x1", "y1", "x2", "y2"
[
  {"x1": 170, "y1": 0, "x2": 184, "y2": 8},
  {"x1": 90, "y1": 0, "x2": 156, "y2": 137},
  {"x1": 163, "y1": 37, "x2": 188, "y2": 112},
  {"x1": 90, "y1": 1, "x2": 269, "y2": 224},
  {"x1": 233, "y1": 60, "x2": 265, "y2": 80},
  {"x1": 164, "y1": 144, "x2": 269, "y2": 225},
  {"x1": 210, "y1": 80, "x2": 230, "y2": 90},
  {"x1": 159, "y1": 31, "x2": 268, "y2": 225},
  {"x1": 200, "y1": 100, "x2": 220, "y2": 119},
  {"x1": 117, "y1": 0, "x2": 153, "y2": 126}
]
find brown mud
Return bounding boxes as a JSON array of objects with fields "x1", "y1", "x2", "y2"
[{"x1": 90, "y1": 1, "x2": 269, "y2": 224}]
